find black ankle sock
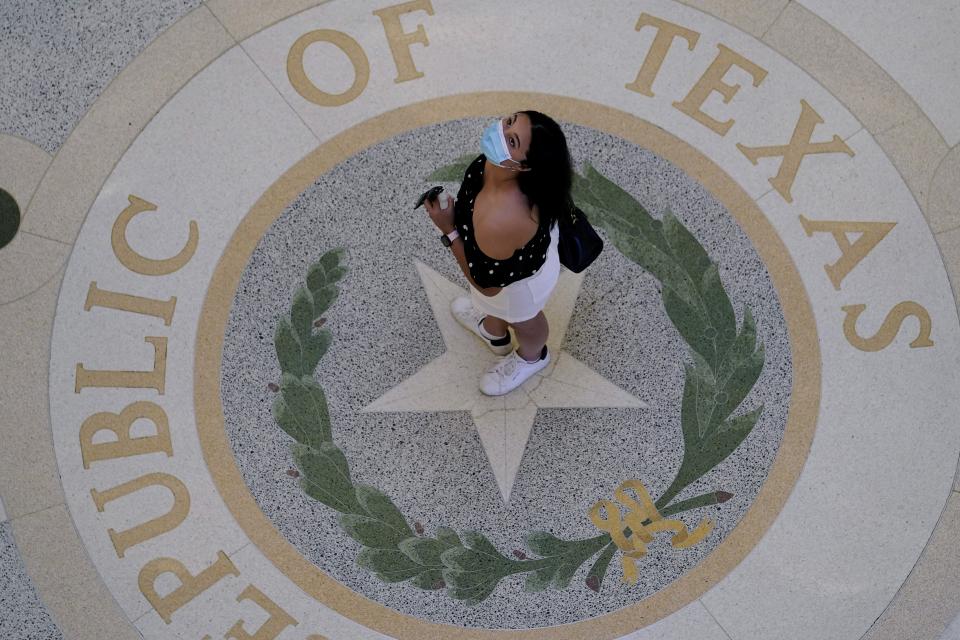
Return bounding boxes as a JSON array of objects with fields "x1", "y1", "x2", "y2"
[
  {"x1": 521, "y1": 345, "x2": 547, "y2": 363},
  {"x1": 489, "y1": 334, "x2": 511, "y2": 347},
  {"x1": 477, "y1": 318, "x2": 509, "y2": 345}
]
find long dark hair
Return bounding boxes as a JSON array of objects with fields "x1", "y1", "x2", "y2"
[{"x1": 516, "y1": 110, "x2": 573, "y2": 230}]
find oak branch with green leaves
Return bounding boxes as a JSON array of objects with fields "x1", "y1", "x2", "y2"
[{"x1": 268, "y1": 155, "x2": 765, "y2": 604}]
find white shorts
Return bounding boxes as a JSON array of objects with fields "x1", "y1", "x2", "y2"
[{"x1": 469, "y1": 222, "x2": 560, "y2": 324}]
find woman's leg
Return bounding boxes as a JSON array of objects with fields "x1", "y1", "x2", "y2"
[
  {"x1": 482, "y1": 315, "x2": 509, "y2": 338},
  {"x1": 510, "y1": 311, "x2": 549, "y2": 362}
]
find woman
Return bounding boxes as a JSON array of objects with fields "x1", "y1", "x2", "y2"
[{"x1": 425, "y1": 111, "x2": 574, "y2": 396}]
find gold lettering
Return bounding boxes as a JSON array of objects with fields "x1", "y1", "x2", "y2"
[
  {"x1": 225, "y1": 585, "x2": 297, "y2": 640},
  {"x1": 842, "y1": 302, "x2": 934, "y2": 351},
  {"x1": 112, "y1": 195, "x2": 199, "y2": 276},
  {"x1": 79, "y1": 401, "x2": 173, "y2": 469},
  {"x1": 287, "y1": 30, "x2": 370, "y2": 107},
  {"x1": 372, "y1": 0, "x2": 434, "y2": 83},
  {"x1": 85, "y1": 281, "x2": 177, "y2": 325},
  {"x1": 90, "y1": 473, "x2": 190, "y2": 557},
  {"x1": 625, "y1": 13, "x2": 700, "y2": 97},
  {"x1": 672, "y1": 44, "x2": 767, "y2": 136},
  {"x1": 139, "y1": 551, "x2": 239, "y2": 624},
  {"x1": 590, "y1": 479, "x2": 712, "y2": 584},
  {"x1": 799, "y1": 215, "x2": 897, "y2": 290},
  {"x1": 737, "y1": 100, "x2": 855, "y2": 203},
  {"x1": 75, "y1": 336, "x2": 167, "y2": 394}
]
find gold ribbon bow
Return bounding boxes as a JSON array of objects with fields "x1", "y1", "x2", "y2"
[{"x1": 589, "y1": 480, "x2": 714, "y2": 584}]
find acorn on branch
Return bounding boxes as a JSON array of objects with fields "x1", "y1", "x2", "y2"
[{"x1": 586, "y1": 575, "x2": 601, "y2": 593}]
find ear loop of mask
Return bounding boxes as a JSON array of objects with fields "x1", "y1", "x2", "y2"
[{"x1": 501, "y1": 155, "x2": 530, "y2": 172}]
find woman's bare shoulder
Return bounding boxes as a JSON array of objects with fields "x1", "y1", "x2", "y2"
[{"x1": 475, "y1": 196, "x2": 538, "y2": 260}]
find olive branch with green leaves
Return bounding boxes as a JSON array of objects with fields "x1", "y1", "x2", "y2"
[{"x1": 267, "y1": 154, "x2": 766, "y2": 604}]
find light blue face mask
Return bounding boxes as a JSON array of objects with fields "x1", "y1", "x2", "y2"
[{"x1": 480, "y1": 118, "x2": 524, "y2": 170}]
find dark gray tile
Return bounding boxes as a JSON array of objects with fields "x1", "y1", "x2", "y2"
[
  {"x1": 0, "y1": 0, "x2": 203, "y2": 153},
  {"x1": 0, "y1": 522, "x2": 64, "y2": 640}
]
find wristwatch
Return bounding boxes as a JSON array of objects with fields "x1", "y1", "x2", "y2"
[{"x1": 440, "y1": 228, "x2": 459, "y2": 247}]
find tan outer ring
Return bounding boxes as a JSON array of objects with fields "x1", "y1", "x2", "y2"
[{"x1": 194, "y1": 91, "x2": 821, "y2": 639}]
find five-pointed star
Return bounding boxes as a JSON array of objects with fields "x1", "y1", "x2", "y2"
[{"x1": 361, "y1": 260, "x2": 646, "y2": 503}]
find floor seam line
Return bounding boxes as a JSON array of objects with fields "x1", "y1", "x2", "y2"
[
  {"x1": 202, "y1": 0, "x2": 339, "y2": 42},
  {"x1": 0, "y1": 132, "x2": 55, "y2": 158},
  {"x1": 857, "y1": 487, "x2": 960, "y2": 639},
  {"x1": 754, "y1": 186, "x2": 776, "y2": 203},
  {"x1": 201, "y1": 2, "x2": 239, "y2": 46},
  {"x1": 844, "y1": 125, "x2": 865, "y2": 142},
  {"x1": 13, "y1": 495, "x2": 142, "y2": 636},
  {"x1": 201, "y1": 0, "x2": 234, "y2": 39},
  {"x1": 753, "y1": 1, "x2": 951, "y2": 233},
  {"x1": 16, "y1": 1, "x2": 243, "y2": 334},
  {"x1": 22, "y1": 3, "x2": 235, "y2": 238},
  {"x1": 700, "y1": 599, "x2": 736, "y2": 640},
  {"x1": 716, "y1": 138, "x2": 870, "y2": 206},
  {"x1": 759, "y1": 0, "x2": 942, "y2": 155},
  {"x1": 19, "y1": 230, "x2": 73, "y2": 247},
  {"x1": 924, "y1": 142, "x2": 953, "y2": 210},
  {"x1": 875, "y1": 113, "x2": 924, "y2": 137},
  {"x1": 223, "y1": 26, "x2": 323, "y2": 151},
  {"x1": 8, "y1": 501, "x2": 67, "y2": 522},
  {"x1": 131, "y1": 606, "x2": 153, "y2": 625},
  {"x1": 0, "y1": 263, "x2": 66, "y2": 309},
  {"x1": 760, "y1": 0, "x2": 792, "y2": 40},
  {"x1": 228, "y1": 541, "x2": 252, "y2": 557},
  {"x1": 934, "y1": 221, "x2": 960, "y2": 236},
  {"x1": 19, "y1": 154, "x2": 57, "y2": 227}
]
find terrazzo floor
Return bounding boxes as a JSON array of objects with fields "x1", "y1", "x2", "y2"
[
  {"x1": 220, "y1": 119, "x2": 793, "y2": 628},
  {"x1": 2, "y1": 1, "x2": 960, "y2": 639}
]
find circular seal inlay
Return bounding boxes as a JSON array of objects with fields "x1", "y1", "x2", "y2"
[
  {"x1": 42, "y1": 1, "x2": 960, "y2": 636},
  {"x1": 220, "y1": 118, "x2": 793, "y2": 628},
  {"x1": 195, "y1": 94, "x2": 821, "y2": 639}
]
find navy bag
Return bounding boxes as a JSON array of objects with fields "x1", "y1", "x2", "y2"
[{"x1": 557, "y1": 204, "x2": 603, "y2": 272}]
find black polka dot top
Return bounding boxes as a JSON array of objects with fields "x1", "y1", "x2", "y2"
[{"x1": 453, "y1": 154, "x2": 551, "y2": 289}]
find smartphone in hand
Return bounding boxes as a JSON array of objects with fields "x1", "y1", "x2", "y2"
[{"x1": 414, "y1": 186, "x2": 444, "y2": 209}]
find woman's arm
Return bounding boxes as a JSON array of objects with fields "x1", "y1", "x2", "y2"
[
  {"x1": 424, "y1": 193, "x2": 502, "y2": 297},
  {"x1": 447, "y1": 236, "x2": 502, "y2": 297}
]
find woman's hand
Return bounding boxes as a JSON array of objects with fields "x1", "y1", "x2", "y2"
[
  {"x1": 478, "y1": 286, "x2": 502, "y2": 297},
  {"x1": 424, "y1": 192, "x2": 456, "y2": 234}
]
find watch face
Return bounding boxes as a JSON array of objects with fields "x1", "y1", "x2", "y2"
[{"x1": 441, "y1": 234, "x2": 452, "y2": 247}]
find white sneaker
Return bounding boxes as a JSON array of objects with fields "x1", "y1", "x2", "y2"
[
  {"x1": 480, "y1": 345, "x2": 550, "y2": 396},
  {"x1": 450, "y1": 296, "x2": 513, "y2": 356}
]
